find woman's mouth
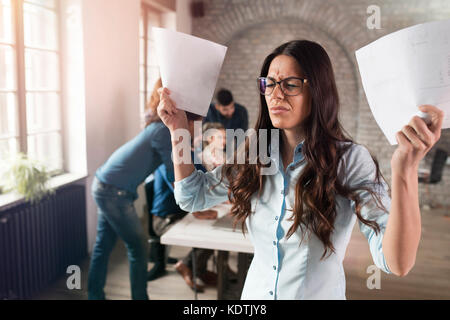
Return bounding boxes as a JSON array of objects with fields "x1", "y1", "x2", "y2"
[{"x1": 269, "y1": 106, "x2": 289, "y2": 114}]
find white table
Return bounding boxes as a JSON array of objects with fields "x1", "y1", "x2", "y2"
[
  {"x1": 161, "y1": 203, "x2": 253, "y2": 252},
  {"x1": 161, "y1": 203, "x2": 254, "y2": 299}
]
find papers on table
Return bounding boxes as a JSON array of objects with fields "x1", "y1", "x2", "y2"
[
  {"x1": 152, "y1": 27, "x2": 227, "y2": 117},
  {"x1": 356, "y1": 19, "x2": 450, "y2": 145}
]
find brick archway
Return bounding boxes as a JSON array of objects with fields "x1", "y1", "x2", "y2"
[
  {"x1": 193, "y1": 0, "x2": 369, "y2": 136},
  {"x1": 194, "y1": 0, "x2": 369, "y2": 54}
]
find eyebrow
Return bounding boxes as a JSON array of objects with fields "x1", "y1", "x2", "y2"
[{"x1": 267, "y1": 75, "x2": 304, "y2": 80}]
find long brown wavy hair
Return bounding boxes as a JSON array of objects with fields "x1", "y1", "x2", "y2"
[
  {"x1": 221, "y1": 40, "x2": 387, "y2": 259},
  {"x1": 145, "y1": 78, "x2": 163, "y2": 127}
]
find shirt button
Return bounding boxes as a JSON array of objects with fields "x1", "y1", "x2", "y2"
[
  {"x1": 273, "y1": 241, "x2": 276, "y2": 246},
  {"x1": 275, "y1": 216, "x2": 278, "y2": 221},
  {"x1": 273, "y1": 266, "x2": 276, "y2": 270},
  {"x1": 269, "y1": 291, "x2": 273, "y2": 296}
]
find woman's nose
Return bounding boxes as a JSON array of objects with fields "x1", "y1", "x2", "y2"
[{"x1": 272, "y1": 82, "x2": 285, "y2": 99}]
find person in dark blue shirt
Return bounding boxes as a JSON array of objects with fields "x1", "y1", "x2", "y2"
[
  {"x1": 204, "y1": 88, "x2": 248, "y2": 131},
  {"x1": 146, "y1": 156, "x2": 207, "y2": 282},
  {"x1": 145, "y1": 163, "x2": 185, "y2": 282},
  {"x1": 150, "y1": 165, "x2": 181, "y2": 218}
]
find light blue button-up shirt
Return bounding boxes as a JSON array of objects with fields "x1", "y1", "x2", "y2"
[{"x1": 174, "y1": 142, "x2": 392, "y2": 300}]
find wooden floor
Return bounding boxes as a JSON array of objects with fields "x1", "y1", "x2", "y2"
[{"x1": 34, "y1": 207, "x2": 450, "y2": 300}]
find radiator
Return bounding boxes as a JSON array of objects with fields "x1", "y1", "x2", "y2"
[{"x1": 0, "y1": 184, "x2": 87, "y2": 299}]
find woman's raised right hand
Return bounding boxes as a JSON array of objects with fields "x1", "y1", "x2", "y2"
[{"x1": 157, "y1": 87, "x2": 188, "y2": 132}]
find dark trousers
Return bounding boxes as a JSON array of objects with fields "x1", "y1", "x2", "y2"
[{"x1": 182, "y1": 249, "x2": 214, "y2": 276}]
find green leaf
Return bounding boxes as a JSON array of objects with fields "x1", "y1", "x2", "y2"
[{"x1": 1, "y1": 153, "x2": 54, "y2": 204}]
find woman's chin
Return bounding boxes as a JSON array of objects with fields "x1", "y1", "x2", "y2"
[{"x1": 270, "y1": 118, "x2": 289, "y2": 129}]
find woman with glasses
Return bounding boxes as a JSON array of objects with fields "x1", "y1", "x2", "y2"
[{"x1": 156, "y1": 40, "x2": 444, "y2": 299}]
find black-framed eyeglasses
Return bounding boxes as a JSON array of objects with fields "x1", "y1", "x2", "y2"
[{"x1": 257, "y1": 76, "x2": 307, "y2": 96}]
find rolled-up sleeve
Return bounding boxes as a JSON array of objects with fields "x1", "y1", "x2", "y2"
[
  {"x1": 342, "y1": 144, "x2": 392, "y2": 274},
  {"x1": 174, "y1": 165, "x2": 230, "y2": 212},
  {"x1": 354, "y1": 188, "x2": 392, "y2": 274}
]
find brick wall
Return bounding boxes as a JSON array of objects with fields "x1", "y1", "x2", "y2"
[{"x1": 192, "y1": 0, "x2": 450, "y2": 207}]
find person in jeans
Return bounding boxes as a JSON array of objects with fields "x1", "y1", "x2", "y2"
[
  {"x1": 88, "y1": 79, "x2": 202, "y2": 299},
  {"x1": 145, "y1": 163, "x2": 188, "y2": 281}
]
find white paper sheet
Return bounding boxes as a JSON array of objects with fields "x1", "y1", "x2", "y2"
[
  {"x1": 152, "y1": 27, "x2": 227, "y2": 117},
  {"x1": 356, "y1": 19, "x2": 450, "y2": 145}
]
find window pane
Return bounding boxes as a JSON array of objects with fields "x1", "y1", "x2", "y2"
[
  {"x1": 147, "y1": 41, "x2": 159, "y2": 67},
  {"x1": 0, "y1": 137, "x2": 18, "y2": 162},
  {"x1": 0, "y1": 92, "x2": 18, "y2": 137},
  {"x1": 27, "y1": 131, "x2": 62, "y2": 171},
  {"x1": 140, "y1": 37, "x2": 145, "y2": 65},
  {"x1": 147, "y1": 67, "x2": 160, "y2": 93},
  {"x1": 140, "y1": 8, "x2": 161, "y2": 130},
  {"x1": 140, "y1": 65, "x2": 145, "y2": 91},
  {"x1": 23, "y1": 2, "x2": 58, "y2": 50},
  {"x1": 140, "y1": 92, "x2": 145, "y2": 120},
  {"x1": 0, "y1": 0, "x2": 14, "y2": 44},
  {"x1": 0, "y1": 44, "x2": 16, "y2": 90},
  {"x1": 25, "y1": 48, "x2": 59, "y2": 90},
  {"x1": 24, "y1": 0, "x2": 56, "y2": 10},
  {"x1": 26, "y1": 92, "x2": 60, "y2": 133}
]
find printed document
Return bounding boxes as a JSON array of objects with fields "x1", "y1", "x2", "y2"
[
  {"x1": 356, "y1": 19, "x2": 450, "y2": 145},
  {"x1": 153, "y1": 27, "x2": 227, "y2": 117}
]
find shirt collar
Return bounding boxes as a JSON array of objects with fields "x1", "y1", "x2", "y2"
[
  {"x1": 269, "y1": 140, "x2": 305, "y2": 172},
  {"x1": 292, "y1": 140, "x2": 305, "y2": 164}
]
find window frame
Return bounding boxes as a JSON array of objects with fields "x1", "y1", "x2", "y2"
[
  {"x1": 140, "y1": 3, "x2": 162, "y2": 124},
  {"x1": 0, "y1": 0, "x2": 64, "y2": 174}
]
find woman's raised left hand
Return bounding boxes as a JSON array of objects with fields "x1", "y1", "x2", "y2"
[{"x1": 391, "y1": 105, "x2": 444, "y2": 176}]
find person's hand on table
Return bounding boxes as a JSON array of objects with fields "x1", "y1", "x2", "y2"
[{"x1": 192, "y1": 210, "x2": 218, "y2": 220}]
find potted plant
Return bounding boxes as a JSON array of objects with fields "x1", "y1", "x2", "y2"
[{"x1": 1, "y1": 153, "x2": 54, "y2": 203}]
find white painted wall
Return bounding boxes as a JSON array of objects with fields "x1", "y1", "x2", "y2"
[
  {"x1": 82, "y1": 0, "x2": 141, "y2": 252},
  {"x1": 60, "y1": 0, "x2": 87, "y2": 176}
]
